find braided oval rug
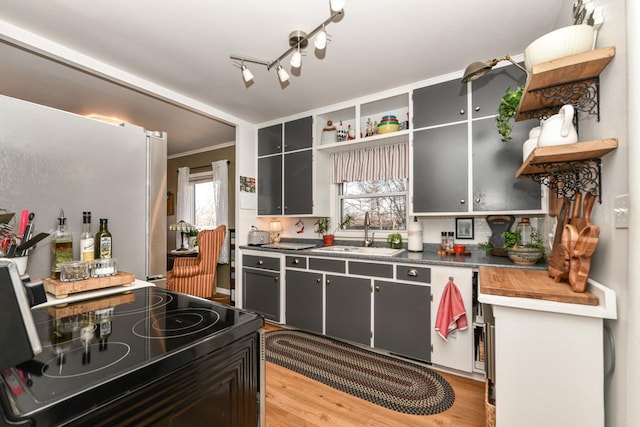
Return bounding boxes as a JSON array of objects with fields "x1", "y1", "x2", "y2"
[{"x1": 265, "y1": 329, "x2": 455, "y2": 415}]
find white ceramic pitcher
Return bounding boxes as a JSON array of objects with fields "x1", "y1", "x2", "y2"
[
  {"x1": 537, "y1": 104, "x2": 578, "y2": 146},
  {"x1": 522, "y1": 125, "x2": 541, "y2": 161}
]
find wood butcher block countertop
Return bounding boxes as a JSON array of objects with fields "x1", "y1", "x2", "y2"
[{"x1": 479, "y1": 267, "x2": 599, "y2": 306}]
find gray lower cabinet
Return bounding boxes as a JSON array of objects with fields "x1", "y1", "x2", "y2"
[
  {"x1": 412, "y1": 123, "x2": 469, "y2": 212},
  {"x1": 325, "y1": 274, "x2": 371, "y2": 346},
  {"x1": 243, "y1": 255, "x2": 280, "y2": 321},
  {"x1": 285, "y1": 269, "x2": 323, "y2": 334},
  {"x1": 374, "y1": 280, "x2": 431, "y2": 362},
  {"x1": 472, "y1": 118, "x2": 542, "y2": 211}
]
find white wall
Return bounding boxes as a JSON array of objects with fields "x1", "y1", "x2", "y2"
[{"x1": 553, "y1": 1, "x2": 633, "y2": 426}]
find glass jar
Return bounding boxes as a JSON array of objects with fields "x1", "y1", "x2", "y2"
[{"x1": 517, "y1": 217, "x2": 532, "y2": 247}]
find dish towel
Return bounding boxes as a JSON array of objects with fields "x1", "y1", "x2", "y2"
[{"x1": 435, "y1": 277, "x2": 468, "y2": 341}]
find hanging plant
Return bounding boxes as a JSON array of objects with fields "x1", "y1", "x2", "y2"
[{"x1": 496, "y1": 85, "x2": 524, "y2": 142}]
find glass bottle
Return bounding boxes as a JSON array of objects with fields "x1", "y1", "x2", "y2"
[
  {"x1": 94, "y1": 218, "x2": 112, "y2": 259},
  {"x1": 50, "y1": 209, "x2": 73, "y2": 279},
  {"x1": 441, "y1": 231, "x2": 447, "y2": 250},
  {"x1": 447, "y1": 231, "x2": 455, "y2": 251},
  {"x1": 80, "y1": 211, "x2": 95, "y2": 262}
]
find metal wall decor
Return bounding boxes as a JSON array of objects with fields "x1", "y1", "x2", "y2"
[{"x1": 526, "y1": 159, "x2": 602, "y2": 202}]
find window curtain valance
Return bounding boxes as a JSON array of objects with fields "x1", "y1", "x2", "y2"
[{"x1": 331, "y1": 143, "x2": 408, "y2": 183}]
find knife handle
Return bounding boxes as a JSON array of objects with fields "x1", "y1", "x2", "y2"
[{"x1": 18, "y1": 210, "x2": 29, "y2": 235}]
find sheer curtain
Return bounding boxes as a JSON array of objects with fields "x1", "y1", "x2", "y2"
[
  {"x1": 176, "y1": 167, "x2": 194, "y2": 249},
  {"x1": 331, "y1": 143, "x2": 408, "y2": 182},
  {"x1": 211, "y1": 160, "x2": 229, "y2": 263}
]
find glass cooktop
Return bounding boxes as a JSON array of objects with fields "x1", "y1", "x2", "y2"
[{"x1": 0, "y1": 287, "x2": 262, "y2": 421}]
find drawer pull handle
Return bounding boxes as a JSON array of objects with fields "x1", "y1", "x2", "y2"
[
  {"x1": 257, "y1": 260, "x2": 264, "y2": 266},
  {"x1": 292, "y1": 258, "x2": 300, "y2": 265},
  {"x1": 407, "y1": 269, "x2": 418, "y2": 277}
]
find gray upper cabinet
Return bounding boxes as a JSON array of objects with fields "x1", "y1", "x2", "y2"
[
  {"x1": 257, "y1": 155, "x2": 282, "y2": 216},
  {"x1": 258, "y1": 116, "x2": 313, "y2": 216},
  {"x1": 413, "y1": 79, "x2": 467, "y2": 129},
  {"x1": 412, "y1": 123, "x2": 469, "y2": 213},
  {"x1": 471, "y1": 63, "x2": 527, "y2": 117},
  {"x1": 258, "y1": 123, "x2": 282, "y2": 156},
  {"x1": 284, "y1": 116, "x2": 313, "y2": 152},
  {"x1": 283, "y1": 150, "x2": 313, "y2": 215},
  {"x1": 472, "y1": 118, "x2": 542, "y2": 211}
]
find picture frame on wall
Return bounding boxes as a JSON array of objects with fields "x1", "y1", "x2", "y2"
[{"x1": 456, "y1": 217, "x2": 474, "y2": 239}]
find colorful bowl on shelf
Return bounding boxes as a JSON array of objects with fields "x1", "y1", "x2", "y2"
[
  {"x1": 377, "y1": 123, "x2": 399, "y2": 134},
  {"x1": 382, "y1": 115, "x2": 397, "y2": 120}
]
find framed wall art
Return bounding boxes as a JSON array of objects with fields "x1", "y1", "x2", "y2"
[{"x1": 455, "y1": 217, "x2": 474, "y2": 239}]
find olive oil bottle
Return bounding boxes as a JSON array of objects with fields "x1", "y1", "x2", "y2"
[
  {"x1": 94, "y1": 218, "x2": 112, "y2": 259},
  {"x1": 50, "y1": 209, "x2": 73, "y2": 279}
]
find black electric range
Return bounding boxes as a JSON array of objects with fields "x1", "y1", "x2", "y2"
[{"x1": 0, "y1": 287, "x2": 264, "y2": 427}]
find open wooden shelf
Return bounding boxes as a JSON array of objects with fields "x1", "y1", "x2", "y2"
[
  {"x1": 516, "y1": 138, "x2": 618, "y2": 177},
  {"x1": 516, "y1": 47, "x2": 616, "y2": 121},
  {"x1": 316, "y1": 129, "x2": 409, "y2": 154}
]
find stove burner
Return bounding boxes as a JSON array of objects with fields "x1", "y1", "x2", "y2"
[
  {"x1": 41, "y1": 342, "x2": 131, "y2": 379},
  {"x1": 132, "y1": 308, "x2": 221, "y2": 339}
]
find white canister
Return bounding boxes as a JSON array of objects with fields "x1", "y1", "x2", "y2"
[{"x1": 407, "y1": 217, "x2": 423, "y2": 252}]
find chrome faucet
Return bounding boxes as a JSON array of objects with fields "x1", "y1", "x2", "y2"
[{"x1": 364, "y1": 212, "x2": 374, "y2": 247}]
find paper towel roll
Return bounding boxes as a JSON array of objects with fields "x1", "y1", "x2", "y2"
[{"x1": 408, "y1": 217, "x2": 423, "y2": 252}]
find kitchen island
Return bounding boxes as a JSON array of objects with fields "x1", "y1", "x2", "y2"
[{"x1": 478, "y1": 267, "x2": 616, "y2": 427}]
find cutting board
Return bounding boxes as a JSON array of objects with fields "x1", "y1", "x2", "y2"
[
  {"x1": 43, "y1": 271, "x2": 135, "y2": 298},
  {"x1": 480, "y1": 267, "x2": 598, "y2": 306}
]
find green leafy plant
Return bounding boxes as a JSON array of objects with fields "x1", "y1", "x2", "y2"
[
  {"x1": 315, "y1": 214, "x2": 354, "y2": 236},
  {"x1": 503, "y1": 227, "x2": 544, "y2": 249},
  {"x1": 496, "y1": 85, "x2": 524, "y2": 142},
  {"x1": 478, "y1": 242, "x2": 493, "y2": 255},
  {"x1": 387, "y1": 233, "x2": 402, "y2": 249}
]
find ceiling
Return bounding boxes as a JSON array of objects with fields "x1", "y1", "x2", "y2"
[{"x1": 0, "y1": 1, "x2": 565, "y2": 156}]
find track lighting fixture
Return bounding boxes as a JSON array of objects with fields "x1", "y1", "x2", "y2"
[
  {"x1": 461, "y1": 54, "x2": 527, "y2": 83},
  {"x1": 230, "y1": 1, "x2": 345, "y2": 86}
]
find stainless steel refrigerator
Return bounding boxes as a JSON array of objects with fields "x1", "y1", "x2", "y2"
[{"x1": 0, "y1": 94, "x2": 167, "y2": 283}]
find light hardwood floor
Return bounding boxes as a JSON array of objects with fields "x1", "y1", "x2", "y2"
[{"x1": 263, "y1": 323, "x2": 486, "y2": 427}]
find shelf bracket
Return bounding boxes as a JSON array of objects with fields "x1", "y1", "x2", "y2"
[
  {"x1": 524, "y1": 159, "x2": 602, "y2": 203},
  {"x1": 518, "y1": 77, "x2": 600, "y2": 122}
]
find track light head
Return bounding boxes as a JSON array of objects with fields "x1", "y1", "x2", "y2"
[
  {"x1": 314, "y1": 28, "x2": 328, "y2": 50},
  {"x1": 290, "y1": 50, "x2": 302, "y2": 68},
  {"x1": 276, "y1": 64, "x2": 289, "y2": 83},
  {"x1": 330, "y1": 0, "x2": 345, "y2": 12},
  {"x1": 241, "y1": 64, "x2": 254, "y2": 83}
]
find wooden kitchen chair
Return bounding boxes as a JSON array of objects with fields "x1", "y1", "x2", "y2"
[{"x1": 167, "y1": 225, "x2": 226, "y2": 299}]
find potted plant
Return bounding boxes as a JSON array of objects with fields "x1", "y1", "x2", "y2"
[
  {"x1": 387, "y1": 233, "x2": 402, "y2": 249},
  {"x1": 187, "y1": 229, "x2": 199, "y2": 249},
  {"x1": 496, "y1": 85, "x2": 524, "y2": 142},
  {"x1": 502, "y1": 227, "x2": 545, "y2": 265},
  {"x1": 315, "y1": 214, "x2": 353, "y2": 246}
]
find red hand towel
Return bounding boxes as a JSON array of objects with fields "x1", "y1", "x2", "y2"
[{"x1": 435, "y1": 278, "x2": 468, "y2": 341}]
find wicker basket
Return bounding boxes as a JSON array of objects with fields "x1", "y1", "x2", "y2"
[{"x1": 485, "y1": 380, "x2": 496, "y2": 427}]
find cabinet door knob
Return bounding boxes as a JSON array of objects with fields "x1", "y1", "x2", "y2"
[
  {"x1": 316, "y1": 277, "x2": 321, "y2": 284},
  {"x1": 460, "y1": 199, "x2": 466, "y2": 204},
  {"x1": 475, "y1": 198, "x2": 481, "y2": 203},
  {"x1": 475, "y1": 106, "x2": 480, "y2": 111},
  {"x1": 375, "y1": 286, "x2": 380, "y2": 292},
  {"x1": 326, "y1": 279, "x2": 331, "y2": 285},
  {"x1": 274, "y1": 276, "x2": 279, "y2": 282},
  {"x1": 277, "y1": 145, "x2": 281, "y2": 150},
  {"x1": 459, "y1": 109, "x2": 465, "y2": 115},
  {"x1": 292, "y1": 258, "x2": 300, "y2": 265},
  {"x1": 257, "y1": 259, "x2": 264, "y2": 265},
  {"x1": 407, "y1": 269, "x2": 418, "y2": 277}
]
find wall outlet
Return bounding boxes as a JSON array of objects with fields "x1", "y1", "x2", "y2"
[{"x1": 614, "y1": 194, "x2": 629, "y2": 229}]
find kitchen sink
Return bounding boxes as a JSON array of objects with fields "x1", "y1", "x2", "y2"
[{"x1": 310, "y1": 246, "x2": 405, "y2": 257}]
